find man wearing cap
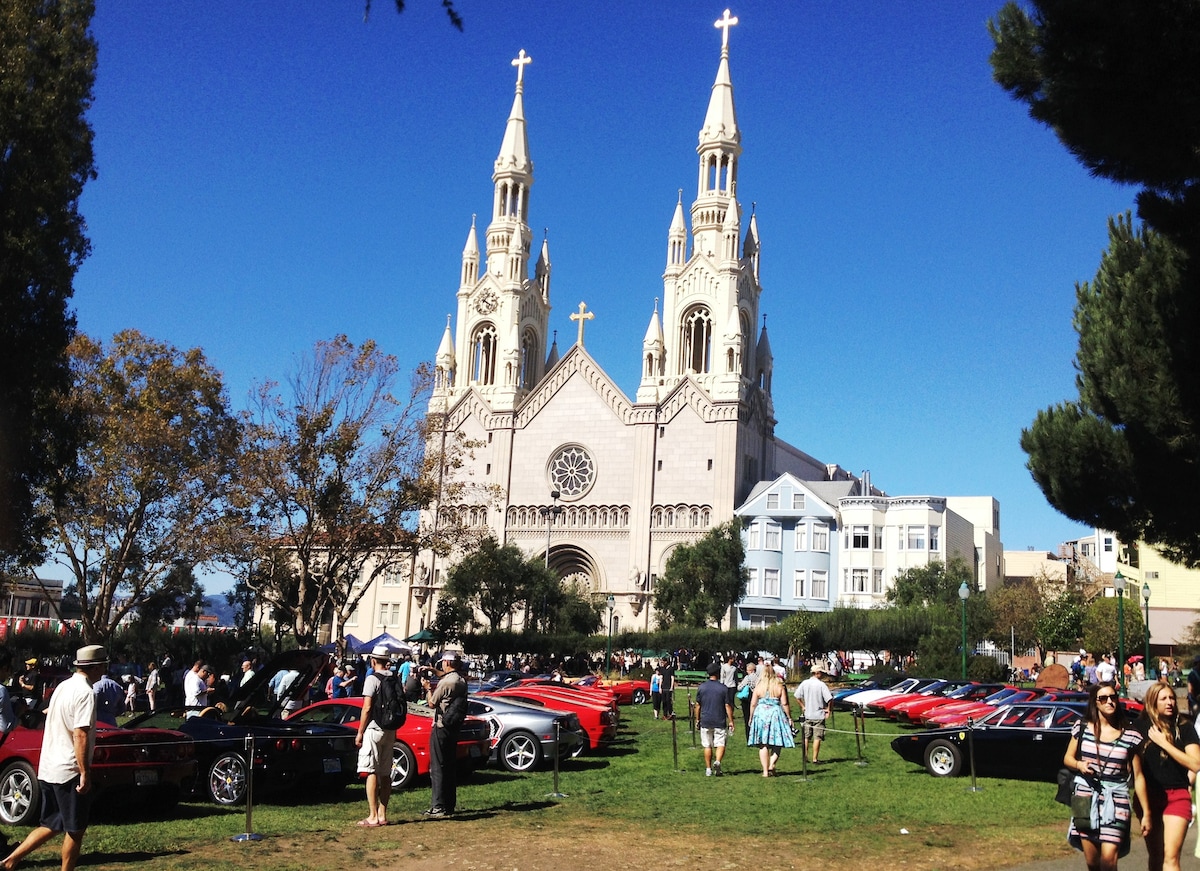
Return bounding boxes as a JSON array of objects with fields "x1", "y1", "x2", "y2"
[
  {"x1": 17, "y1": 659, "x2": 42, "y2": 713},
  {"x1": 2, "y1": 645, "x2": 108, "y2": 871},
  {"x1": 695, "y1": 661, "x2": 734, "y2": 776},
  {"x1": 354, "y1": 645, "x2": 397, "y2": 827},
  {"x1": 422, "y1": 653, "x2": 467, "y2": 817},
  {"x1": 795, "y1": 663, "x2": 833, "y2": 764}
]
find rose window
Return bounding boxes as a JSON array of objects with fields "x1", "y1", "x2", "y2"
[{"x1": 548, "y1": 445, "x2": 595, "y2": 499}]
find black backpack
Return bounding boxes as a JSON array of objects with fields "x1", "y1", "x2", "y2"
[{"x1": 374, "y1": 673, "x2": 407, "y2": 730}]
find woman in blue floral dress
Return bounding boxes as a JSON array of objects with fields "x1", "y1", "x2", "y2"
[
  {"x1": 1062, "y1": 683, "x2": 1150, "y2": 870},
  {"x1": 747, "y1": 665, "x2": 793, "y2": 776}
]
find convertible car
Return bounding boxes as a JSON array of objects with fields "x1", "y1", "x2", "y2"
[
  {"x1": 890, "y1": 700, "x2": 1088, "y2": 780},
  {"x1": 127, "y1": 649, "x2": 357, "y2": 805}
]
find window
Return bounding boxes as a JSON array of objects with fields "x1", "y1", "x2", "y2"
[
  {"x1": 812, "y1": 523, "x2": 829, "y2": 552},
  {"x1": 1104, "y1": 536, "x2": 1113, "y2": 552},
  {"x1": 763, "y1": 568, "x2": 780, "y2": 598},
  {"x1": 795, "y1": 524, "x2": 807, "y2": 551},
  {"x1": 929, "y1": 525, "x2": 940, "y2": 551},
  {"x1": 471, "y1": 323, "x2": 498, "y2": 385},
  {"x1": 377, "y1": 603, "x2": 388, "y2": 626},
  {"x1": 764, "y1": 522, "x2": 781, "y2": 550},
  {"x1": 906, "y1": 526, "x2": 926, "y2": 550},
  {"x1": 747, "y1": 568, "x2": 761, "y2": 597},
  {"x1": 872, "y1": 569, "x2": 884, "y2": 594},
  {"x1": 390, "y1": 603, "x2": 401, "y2": 624},
  {"x1": 811, "y1": 570, "x2": 828, "y2": 599},
  {"x1": 851, "y1": 525, "x2": 870, "y2": 549},
  {"x1": 681, "y1": 306, "x2": 712, "y2": 374},
  {"x1": 874, "y1": 526, "x2": 884, "y2": 549},
  {"x1": 747, "y1": 522, "x2": 761, "y2": 550},
  {"x1": 766, "y1": 492, "x2": 779, "y2": 509},
  {"x1": 792, "y1": 493, "x2": 806, "y2": 510},
  {"x1": 793, "y1": 569, "x2": 806, "y2": 598},
  {"x1": 851, "y1": 568, "x2": 868, "y2": 593},
  {"x1": 345, "y1": 607, "x2": 358, "y2": 626}
]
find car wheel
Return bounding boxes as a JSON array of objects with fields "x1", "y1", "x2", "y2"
[
  {"x1": 632, "y1": 688, "x2": 648, "y2": 705},
  {"x1": 208, "y1": 751, "x2": 249, "y2": 805},
  {"x1": 500, "y1": 730, "x2": 542, "y2": 772},
  {"x1": 0, "y1": 761, "x2": 39, "y2": 826},
  {"x1": 924, "y1": 739, "x2": 963, "y2": 777},
  {"x1": 391, "y1": 742, "x2": 417, "y2": 791}
]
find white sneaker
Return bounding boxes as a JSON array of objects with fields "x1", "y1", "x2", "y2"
[{"x1": 705, "y1": 768, "x2": 713, "y2": 777}]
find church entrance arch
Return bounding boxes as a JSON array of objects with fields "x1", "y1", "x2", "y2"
[{"x1": 546, "y1": 544, "x2": 604, "y2": 593}]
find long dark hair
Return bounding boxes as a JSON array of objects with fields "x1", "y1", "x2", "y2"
[{"x1": 1086, "y1": 682, "x2": 1127, "y2": 736}]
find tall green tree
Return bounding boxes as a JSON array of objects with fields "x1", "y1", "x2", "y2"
[
  {"x1": 1080, "y1": 594, "x2": 1145, "y2": 660},
  {"x1": 441, "y1": 537, "x2": 548, "y2": 632},
  {"x1": 990, "y1": 1, "x2": 1200, "y2": 565},
  {"x1": 44, "y1": 331, "x2": 240, "y2": 642},
  {"x1": 988, "y1": 577, "x2": 1045, "y2": 658},
  {"x1": 0, "y1": 0, "x2": 96, "y2": 569},
  {"x1": 653, "y1": 519, "x2": 748, "y2": 629}
]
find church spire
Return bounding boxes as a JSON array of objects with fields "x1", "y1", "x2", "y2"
[
  {"x1": 461, "y1": 215, "x2": 479, "y2": 288},
  {"x1": 487, "y1": 50, "x2": 534, "y2": 277},
  {"x1": 691, "y1": 10, "x2": 742, "y2": 261}
]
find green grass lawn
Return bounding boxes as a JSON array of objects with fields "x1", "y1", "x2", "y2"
[{"x1": 55, "y1": 701, "x2": 1072, "y2": 869}]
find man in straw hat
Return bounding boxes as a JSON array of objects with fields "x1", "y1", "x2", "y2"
[{"x1": 2, "y1": 644, "x2": 109, "y2": 871}]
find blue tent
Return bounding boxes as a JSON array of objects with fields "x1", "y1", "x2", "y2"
[{"x1": 363, "y1": 631, "x2": 411, "y2": 654}]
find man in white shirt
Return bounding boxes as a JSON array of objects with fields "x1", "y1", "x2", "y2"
[
  {"x1": 1095, "y1": 653, "x2": 1116, "y2": 686},
  {"x1": 795, "y1": 663, "x2": 833, "y2": 764},
  {"x1": 183, "y1": 661, "x2": 209, "y2": 708},
  {"x1": 2, "y1": 645, "x2": 108, "y2": 871}
]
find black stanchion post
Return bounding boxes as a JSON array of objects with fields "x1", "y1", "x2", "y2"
[
  {"x1": 546, "y1": 719, "x2": 567, "y2": 798},
  {"x1": 687, "y1": 688, "x2": 696, "y2": 748},
  {"x1": 671, "y1": 714, "x2": 681, "y2": 771},
  {"x1": 797, "y1": 719, "x2": 810, "y2": 782},
  {"x1": 854, "y1": 705, "x2": 868, "y2": 767},
  {"x1": 231, "y1": 734, "x2": 263, "y2": 842},
  {"x1": 965, "y1": 716, "x2": 983, "y2": 792}
]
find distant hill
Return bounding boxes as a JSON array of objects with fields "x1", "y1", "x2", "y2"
[{"x1": 202, "y1": 594, "x2": 237, "y2": 627}]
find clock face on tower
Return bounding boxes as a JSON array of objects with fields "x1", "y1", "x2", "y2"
[{"x1": 475, "y1": 289, "x2": 498, "y2": 315}]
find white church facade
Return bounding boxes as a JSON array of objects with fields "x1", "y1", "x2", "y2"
[
  {"x1": 316, "y1": 12, "x2": 1007, "y2": 645},
  {"x1": 403, "y1": 12, "x2": 871, "y2": 636}
]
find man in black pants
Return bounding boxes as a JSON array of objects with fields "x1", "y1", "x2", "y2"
[{"x1": 422, "y1": 653, "x2": 467, "y2": 818}]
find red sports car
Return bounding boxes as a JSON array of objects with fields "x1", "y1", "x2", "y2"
[
  {"x1": 289, "y1": 697, "x2": 490, "y2": 790},
  {"x1": 0, "y1": 720, "x2": 195, "y2": 826},
  {"x1": 571, "y1": 675, "x2": 651, "y2": 705}
]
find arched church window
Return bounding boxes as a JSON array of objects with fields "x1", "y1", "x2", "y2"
[
  {"x1": 520, "y1": 329, "x2": 538, "y2": 389},
  {"x1": 681, "y1": 306, "x2": 712, "y2": 374},
  {"x1": 740, "y1": 311, "x2": 752, "y2": 376},
  {"x1": 471, "y1": 323, "x2": 498, "y2": 385}
]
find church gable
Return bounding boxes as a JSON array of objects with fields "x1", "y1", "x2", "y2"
[{"x1": 515, "y1": 344, "x2": 635, "y2": 428}]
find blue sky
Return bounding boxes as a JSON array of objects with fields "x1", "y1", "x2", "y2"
[{"x1": 72, "y1": 2, "x2": 1136, "y2": 592}]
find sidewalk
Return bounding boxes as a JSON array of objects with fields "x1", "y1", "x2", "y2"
[{"x1": 1002, "y1": 821, "x2": 1199, "y2": 870}]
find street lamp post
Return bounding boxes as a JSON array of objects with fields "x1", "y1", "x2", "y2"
[
  {"x1": 605, "y1": 594, "x2": 616, "y2": 678},
  {"x1": 1142, "y1": 582, "x2": 1151, "y2": 678},
  {"x1": 1114, "y1": 570, "x2": 1126, "y2": 697},
  {"x1": 540, "y1": 490, "x2": 562, "y2": 568},
  {"x1": 958, "y1": 581, "x2": 970, "y2": 680}
]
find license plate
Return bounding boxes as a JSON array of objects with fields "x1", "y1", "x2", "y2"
[
  {"x1": 135, "y1": 770, "x2": 159, "y2": 786},
  {"x1": 322, "y1": 758, "x2": 341, "y2": 774}
]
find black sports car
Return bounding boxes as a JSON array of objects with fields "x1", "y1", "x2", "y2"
[
  {"x1": 128, "y1": 649, "x2": 356, "y2": 805},
  {"x1": 890, "y1": 701, "x2": 1088, "y2": 780}
]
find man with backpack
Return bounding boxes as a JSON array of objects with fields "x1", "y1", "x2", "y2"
[
  {"x1": 354, "y1": 645, "x2": 399, "y2": 827},
  {"x1": 422, "y1": 652, "x2": 468, "y2": 818}
]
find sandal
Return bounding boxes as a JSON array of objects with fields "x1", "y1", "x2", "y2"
[{"x1": 356, "y1": 819, "x2": 381, "y2": 828}]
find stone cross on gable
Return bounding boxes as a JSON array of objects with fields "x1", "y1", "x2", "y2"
[
  {"x1": 714, "y1": 9, "x2": 738, "y2": 48},
  {"x1": 512, "y1": 49, "x2": 531, "y2": 85},
  {"x1": 570, "y1": 301, "x2": 594, "y2": 346}
]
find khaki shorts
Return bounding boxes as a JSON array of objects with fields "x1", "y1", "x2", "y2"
[
  {"x1": 699, "y1": 727, "x2": 729, "y2": 749},
  {"x1": 357, "y1": 723, "x2": 397, "y2": 779},
  {"x1": 803, "y1": 719, "x2": 826, "y2": 741}
]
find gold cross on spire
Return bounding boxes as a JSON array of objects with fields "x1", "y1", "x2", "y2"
[
  {"x1": 570, "y1": 301, "x2": 595, "y2": 346},
  {"x1": 512, "y1": 49, "x2": 532, "y2": 86},
  {"x1": 714, "y1": 9, "x2": 738, "y2": 49}
]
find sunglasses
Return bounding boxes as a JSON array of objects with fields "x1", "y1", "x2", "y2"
[{"x1": 1096, "y1": 695, "x2": 1118, "y2": 703}]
